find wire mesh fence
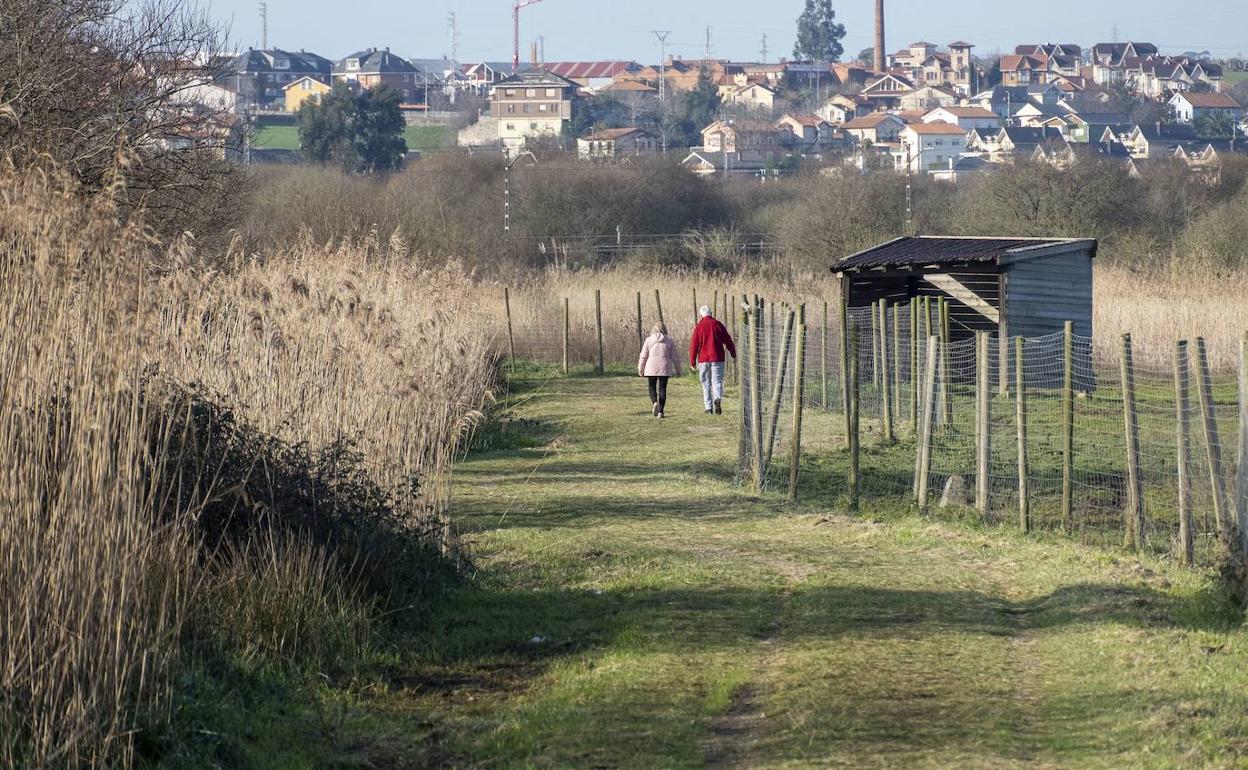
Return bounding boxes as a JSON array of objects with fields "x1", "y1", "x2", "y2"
[{"x1": 491, "y1": 286, "x2": 1246, "y2": 567}]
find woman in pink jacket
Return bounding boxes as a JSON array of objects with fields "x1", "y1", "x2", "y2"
[{"x1": 637, "y1": 322, "x2": 681, "y2": 418}]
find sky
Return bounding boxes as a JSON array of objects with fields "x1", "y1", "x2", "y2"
[{"x1": 210, "y1": 0, "x2": 1246, "y2": 63}]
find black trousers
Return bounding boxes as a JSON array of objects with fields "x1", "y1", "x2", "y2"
[{"x1": 647, "y1": 376, "x2": 669, "y2": 412}]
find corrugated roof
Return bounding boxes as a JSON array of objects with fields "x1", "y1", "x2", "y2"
[{"x1": 833, "y1": 236, "x2": 1092, "y2": 270}]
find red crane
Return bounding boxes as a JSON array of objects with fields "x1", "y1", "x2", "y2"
[{"x1": 513, "y1": 0, "x2": 544, "y2": 71}]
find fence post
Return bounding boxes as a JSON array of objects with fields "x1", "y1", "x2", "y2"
[
  {"x1": 504, "y1": 287, "x2": 516, "y2": 369},
  {"x1": 822, "y1": 300, "x2": 830, "y2": 411},
  {"x1": 1016, "y1": 336, "x2": 1030, "y2": 533},
  {"x1": 737, "y1": 301, "x2": 751, "y2": 482},
  {"x1": 752, "y1": 297, "x2": 765, "y2": 493},
  {"x1": 1174, "y1": 339, "x2": 1194, "y2": 566},
  {"x1": 1120, "y1": 333, "x2": 1145, "y2": 550},
  {"x1": 880, "y1": 301, "x2": 894, "y2": 442},
  {"x1": 871, "y1": 300, "x2": 881, "y2": 390},
  {"x1": 916, "y1": 335, "x2": 939, "y2": 512},
  {"x1": 788, "y1": 309, "x2": 808, "y2": 502},
  {"x1": 976, "y1": 331, "x2": 991, "y2": 517},
  {"x1": 765, "y1": 309, "x2": 797, "y2": 469},
  {"x1": 939, "y1": 297, "x2": 952, "y2": 427},
  {"x1": 848, "y1": 320, "x2": 860, "y2": 512},
  {"x1": 692, "y1": 287, "x2": 698, "y2": 323},
  {"x1": 1237, "y1": 333, "x2": 1248, "y2": 559},
  {"x1": 594, "y1": 289, "x2": 604, "y2": 374},
  {"x1": 562, "y1": 297, "x2": 570, "y2": 375},
  {"x1": 893, "y1": 301, "x2": 902, "y2": 425},
  {"x1": 910, "y1": 299, "x2": 919, "y2": 432},
  {"x1": 729, "y1": 294, "x2": 739, "y2": 386},
  {"x1": 839, "y1": 289, "x2": 851, "y2": 445},
  {"x1": 635, "y1": 291, "x2": 643, "y2": 349},
  {"x1": 1061, "y1": 321, "x2": 1074, "y2": 531},
  {"x1": 655, "y1": 288, "x2": 665, "y2": 327},
  {"x1": 1195, "y1": 337, "x2": 1232, "y2": 546}
]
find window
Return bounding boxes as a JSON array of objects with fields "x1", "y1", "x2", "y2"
[
  {"x1": 506, "y1": 88, "x2": 516, "y2": 96},
  {"x1": 530, "y1": 122, "x2": 538, "y2": 130},
  {"x1": 539, "y1": 104, "x2": 547, "y2": 112},
  {"x1": 346, "y1": 58, "x2": 359, "y2": 70},
  {"x1": 506, "y1": 123, "x2": 515, "y2": 130},
  {"x1": 546, "y1": 88, "x2": 557, "y2": 96},
  {"x1": 523, "y1": 104, "x2": 530, "y2": 113},
  {"x1": 507, "y1": 104, "x2": 515, "y2": 113},
  {"x1": 526, "y1": 88, "x2": 536, "y2": 97}
]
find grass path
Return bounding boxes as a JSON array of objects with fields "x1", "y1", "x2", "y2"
[{"x1": 369, "y1": 369, "x2": 1248, "y2": 768}]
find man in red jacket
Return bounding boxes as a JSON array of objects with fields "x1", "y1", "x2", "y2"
[{"x1": 689, "y1": 305, "x2": 737, "y2": 414}]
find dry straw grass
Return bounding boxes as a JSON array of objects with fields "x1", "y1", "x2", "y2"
[{"x1": 0, "y1": 166, "x2": 494, "y2": 767}]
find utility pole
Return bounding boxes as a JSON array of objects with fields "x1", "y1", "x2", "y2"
[
  {"x1": 447, "y1": 13, "x2": 459, "y2": 104},
  {"x1": 760, "y1": 33, "x2": 769, "y2": 64},
  {"x1": 705, "y1": 26, "x2": 712, "y2": 61},
  {"x1": 258, "y1": 2, "x2": 267, "y2": 49},
  {"x1": 653, "y1": 31, "x2": 670, "y2": 152}
]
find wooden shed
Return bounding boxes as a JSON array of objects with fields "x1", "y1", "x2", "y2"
[{"x1": 833, "y1": 235, "x2": 1097, "y2": 382}]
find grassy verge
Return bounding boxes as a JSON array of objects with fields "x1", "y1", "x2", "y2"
[{"x1": 252, "y1": 124, "x2": 454, "y2": 153}]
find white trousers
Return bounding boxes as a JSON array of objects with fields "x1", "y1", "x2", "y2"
[{"x1": 698, "y1": 362, "x2": 725, "y2": 410}]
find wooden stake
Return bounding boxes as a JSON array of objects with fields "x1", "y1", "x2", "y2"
[
  {"x1": 893, "y1": 301, "x2": 902, "y2": 425},
  {"x1": 788, "y1": 314, "x2": 808, "y2": 502},
  {"x1": 976, "y1": 331, "x2": 991, "y2": 517},
  {"x1": 821, "y1": 300, "x2": 830, "y2": 411},
  {"x1": 880, "y1": 301, "x2": 894, "y2": 442},
  {"x1": 1120, "y1": 333, "x2": 1145, "y2": 550},
  {"x1": 692, "y1": 287, "x2": 699, "y2": 323},
  {"x1": 504, "y1": 287, "x2": 516, "y2": 369},
  {"x1": 916, "y1": 335, "x2": 939, "y2": 511},
  {"x1": 737, "y1": 300, "x2": 750, "y2": 481},
  {"x1": 910, "y1": 299, "x2": 919, "y2": 432},
  {"x1": 1195, "y1": 337, "x2": 1232, "y2": 545},
  {"x1": 1061, "y1": 321, "x2": 1074, "y2": 530},
  {"x1": 839, "y1": 288, "x2": 851, "y2": 444},
  {"x1": 562, "y1": 297, "x2": 570, "y2": 375},
  {"x1": 1016, "y1": 336, "x2": 1030, "y2": 533},
  {"x1": 1237, "y1": 333, "x2": 1248, "y2": 559},
  {"x1": 655, "y1": 288, "x2": 665, "y2": 326},
  {"x1": 752, "y1": 297, "x2": 765, "y2": 492},
  {"x1": 765, "y1": 309, "x2": 797, "y2": 469},
  {"x1": 1174, "y1": 339, "x2": 1194, "y2": 566},
  {"x1": 594, "y1": 289, "x2": 604, "y2": 375},
  {"x1": 871, "y1": 299, "x2": 881, "y2": 389},
  {"x1": 635, "y1": 291, "x2": 643, "y2": 349},
  {"x1": 848, "y1": 321, "x2": 860, "y2": 512},
  {"x1": 939, "y1": 296, "x2": 952, "y2": 427}
]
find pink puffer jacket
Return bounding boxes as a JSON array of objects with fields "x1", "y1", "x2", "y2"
[{"x1": 638, "y1": 333, "x2": 681, "y2": 377}]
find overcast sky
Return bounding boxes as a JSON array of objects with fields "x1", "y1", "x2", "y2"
[{"x1": 210, "y1": 0, "x2": 1246, "y2": 62}]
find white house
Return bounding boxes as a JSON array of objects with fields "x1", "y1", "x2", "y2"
[
  {"x1": 1169, "y1": 92, "x2": 1244, "y2": 125},
  {"x1": 899, "y1": 122, "x2": 968, "y2": 172},
  {"x1": 922, "y1": 106, "x2": 1000, "y2": 132},
  {"x1": 577, "y1": 127, "x2": 659, "y2": 159},
  {"x1": 842, "y1": 112, "x2": 905, "y2": 145}
]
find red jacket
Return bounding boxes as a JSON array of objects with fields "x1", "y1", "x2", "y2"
[{"x1": 689, "y1": 316, "x2": 737, "y2": 366}]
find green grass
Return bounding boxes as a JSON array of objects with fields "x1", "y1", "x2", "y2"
[
  {"x1": 1225, "y1": 71, "x2": 1248, "y2": 85},
  {"x1": 199, "y1": 368, "x2": 1248, "y2": 767},
  {"x1": 251, "y1": 124, "x2": 454, "y2": 153}
]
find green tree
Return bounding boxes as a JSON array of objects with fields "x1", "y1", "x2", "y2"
[
  {"x1": 1194, "y1": 112, "x2": 1236, "y2": 138},
  {"x1": 792, "y1": 0, "x2": 846, "y2": 62},
  {"x1": 298, "y1": 84, "x2": 408, "y2": 173},
  {"x1": 663, "y1": 68, "x2": 722, "y2": 149}
]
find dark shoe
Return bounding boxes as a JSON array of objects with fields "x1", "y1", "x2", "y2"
[
  {"x1": 714, "y1": 399, "x2": 722, "y2": 415},
  {"x1": 653, "y1": 402, "x2": 660, "y2": 417}
]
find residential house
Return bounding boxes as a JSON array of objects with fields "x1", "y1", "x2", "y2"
[
  {"x1": 459, "y1": 62, "x2": 511, "y2": 96},
  {"x1": 891, "y1": 41, "x2": 978, "y2": 95},
  {"x1": 722, "y1": 82, "x2": 777, "y2": 113},
  {"x1": 899, "y1": 122, "x2": 968, "y2": 172},
  {"x1": 1169, "y1": 92, "x2": 1243, "y2": 125},
  {"x1": 489, "y1": 69, "x2": 579, "y2": 148},
  {"x1": 680, "y1": 150, "x2": 770, "y2": 176},
  {"x1": 775, "y1": 114, "x2": 833, "y2": 144},
  {"x1": 922, "y1": 106, "x2": 1000, "y2": 132},
  {"x1": 970, "y1": 86, "x2": 1031, "y2": 121},
  {"x1": 700, "y1": 119, "x2": 787, "y2": 155},
  {"x1": 1060, "y1": 113, "x2": 1133, "y2": 142},
  {"x1": 968, "y1": 126, "x2": 1064, "y2": 160},
  {"x1": 842, "y1": 112, "x2": 905, "y2": 145},
  {"x1": 334, "y1": 48, "x2": 421, "y2": 101},
  {"x1": 282, "y1": 76, "x2": 332, "y2": 112},
  {"x1": 816, "y1": 93, "x2": 870, "y2": 125},
  {"x1": 861, "y1": 73, "x2": 914, "y2": 110},
  {"x1": 829, "y1": 64, "x2": 879, "y2": 89},
  {"x1": 1015, "y1": 43, "x2": 1082, "y2": 60},
  {"x1": 628, "y1": 58, "x2": 733, "y2": 93},
  {"x1": 1118, "y1": 123, "x2": 1199, "y2": 158},
  {"x1": 898, "y1": 85, "x2": 958, "y2": 112},
  {"x1": 1013, "y1": 99, "x2": 1072, "y2": 127},
  {"x1": 542, "y1": 61, "x2": 641, "y2": 90},
  {"x1": 224, "y1": 48, "x2": 333, "y2": 108},
  {"x1": 929, "y1": 155, "x2": 988, "y2": 182},
  {"x1": 888, "y1": 41, "x2": 941, "y2": 70},
  {"x1": 577, "y1": 127, "x2": 658, "y2": 159},
  {"x1": 1030, "y1": 140, "x2": 1129, "y2": 168},
  {"x1": 1091, "y1": 42, "x2": 1160, "y2": 85}
]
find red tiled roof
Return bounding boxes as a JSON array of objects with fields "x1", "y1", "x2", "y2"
[
  {"x1": 843, "y1": 113, "x2": 899, "y2": 129},
  {"x1": 1177, "y1": 92, "x2": 1241, "y2": 109},
  {"x1": 543, "y1": 61, "x2": 638, "y2": 79},
  {"x1": 907, "y1": 122, "x2": 968, "y2": 135}
]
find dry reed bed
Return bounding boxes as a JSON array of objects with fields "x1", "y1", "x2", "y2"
[
  {"x1": 490, "y1": 265, "x2": 1248, "y2": 370},
  {"x1": 0, "y1": 168, "x2": 494, "y2": 767}
]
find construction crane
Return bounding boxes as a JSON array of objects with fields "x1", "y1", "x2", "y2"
[{"x1": 513, "y1": 0, "x2": 544, "y2": 71}]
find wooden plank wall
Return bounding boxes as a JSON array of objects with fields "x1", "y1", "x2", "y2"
[{"x1": 1004, "y1": 252, "x2": 1094, "y2": 338}]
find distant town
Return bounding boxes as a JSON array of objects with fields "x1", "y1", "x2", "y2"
[{"x1": 201, "y1": 36, "x2": 1248, "y2": 180}]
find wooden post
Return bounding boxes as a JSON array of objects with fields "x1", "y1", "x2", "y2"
[
  {"x1": 1237, "y1": 334, "x2": 1248, "y2": 559},
  {"x1": 916, "y1": 335, "x2": 939, "y2": 511},
  {"x1": 840, "y1": 288, "x2": 851, "y2": 444},
  {"x1": 821, "y1": 300, "x2": 830, "y2": 411},
  {"x1": 788, "y1": 312, "x2": 808, "y2": 502},
  {"x1": 893, "y1": 301, "x2": 902, "y2": 424},
  {"x1": 879, "y1": 301, "x2": 894, "y2": 442},
  {"x1": 752, "y1": 297, "x2": 765, "y2": 492},
  {"x1": 729, "y1": 294, "x2": 739, "y2": 386},
  {"x1": 848, "y1": 321, "x2": 860, "y2": 512},
  {"x1": 976, "y1": 331, "x2": 991, "y2": 517},
  {"x1": 1016, "y1": 336, "x2": 1030, "y2": 533},
  {"x1": 1061, "y1": 321, "x2": 1074, "y2": 531},
  {"x1": 504, "y1": 287, "x2": 516, "y2": 369},
  {"x1": 692, "y1": 287, "x2": 699, "y2": 323},
  {"x1": 737, "y1": 302, "x2": 750, "y2": 481},
  {"x1": 655, "y1": 288, "x2": 665, "y2": 327},
  {"x1": 939, "y1": 297, "x2": 952, "y2": 427},
  {"x1": 871, "y1": 299, "x2": 881, "y2": 389},
  {"x1": 765, "y1": 309, "x2": 797, "y2": 469},
  {"x1": 1120, "y1": 333, "x2": 1145, "y2": 550},
  {"x1": 910, "y1": 299, "x2": 919, "y2": 432},
  {"x1": 562, "y1": 297, "x2": 570, "y2": 375},
  {"x1": 1174, "y1": 339, "x2": 1194, "y2": 566},
  {"x1": 594, "y1": 289, "x2": 604, "y2": 375},
  {"x1": 635, "y1": 291, "x2": 643, "y2": 349},
  {"x1": 1195, "y1": 337, "x2": 1232, "y2": 544}
]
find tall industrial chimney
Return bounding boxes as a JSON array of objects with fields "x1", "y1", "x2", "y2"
[{"x1": 873, "y1": 0, "x2": 885, "y2": 72}]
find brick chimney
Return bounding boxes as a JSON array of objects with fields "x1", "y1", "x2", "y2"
[{"x1": 873, "y1": 0, "x2": 885, "y2": 72}]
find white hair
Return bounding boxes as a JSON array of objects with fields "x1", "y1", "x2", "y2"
[{"x1": 699, "y1": 305, "x2": 712, "y2": 317}]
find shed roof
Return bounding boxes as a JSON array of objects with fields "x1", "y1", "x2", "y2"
[{"x1": 833, "y1": 236, "x2": 1096, "y2": 271}]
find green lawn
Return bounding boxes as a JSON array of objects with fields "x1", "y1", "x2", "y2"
[
  {"x1": 1225, "y1": 71, "x2": 1248, "y2": 85},
  {"x1": 214, "y1": 368, "x2": 1248, "y2": 768},
  {"x1": 251, "y1": 123, "x2": 454, "y2": 153}
]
